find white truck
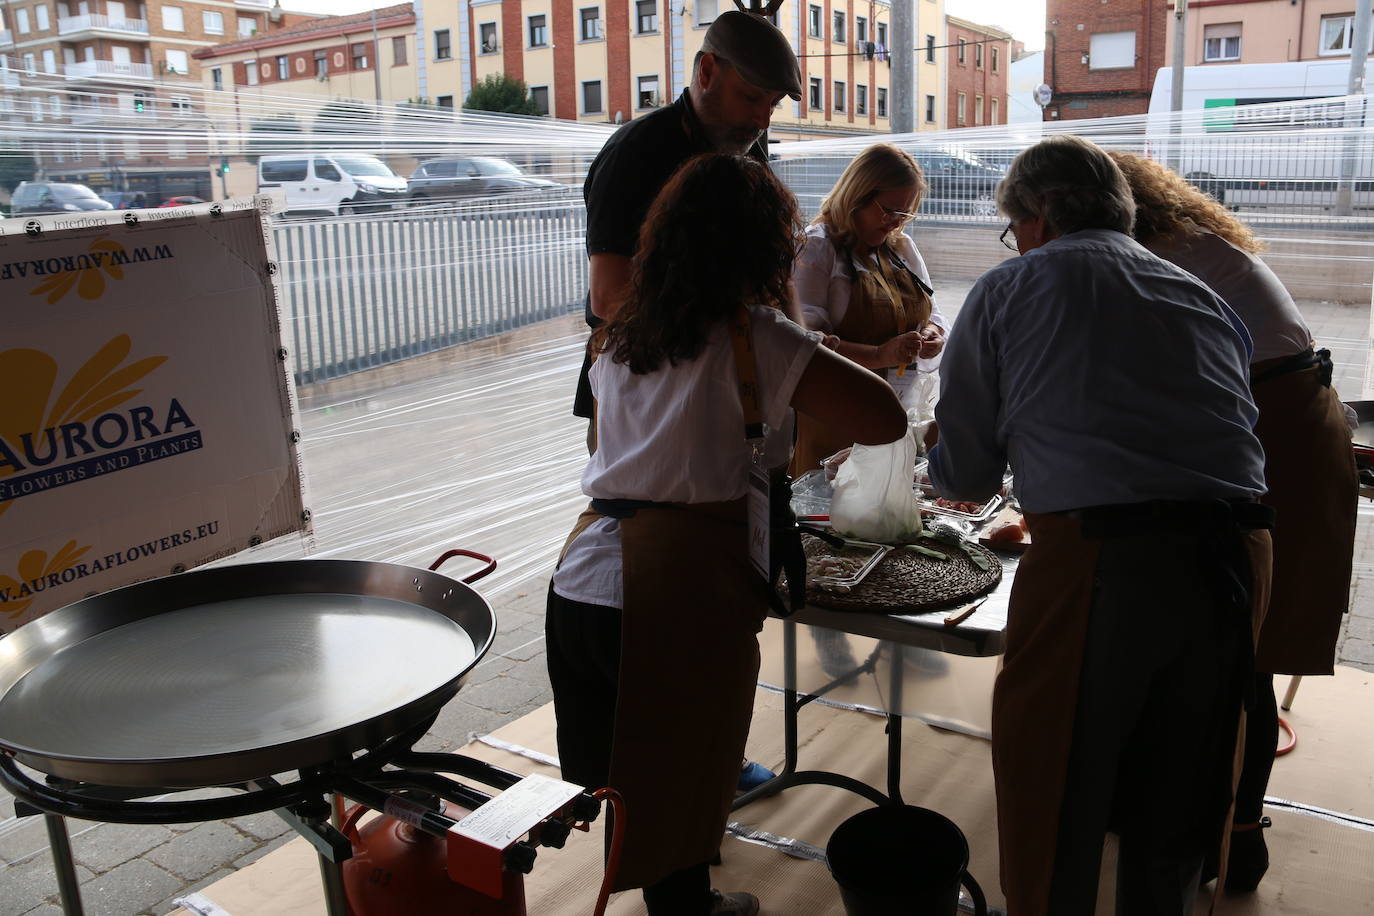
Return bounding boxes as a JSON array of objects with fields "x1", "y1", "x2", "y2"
[{"x1": 1147, "y1": 61, "x2": 1374, "y2": 211}]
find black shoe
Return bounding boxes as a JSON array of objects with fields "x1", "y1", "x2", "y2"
[{"x1": 1223, "y1": 817, "x2": 1271, "y2": 893}]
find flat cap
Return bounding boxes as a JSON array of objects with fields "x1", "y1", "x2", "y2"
[{"x1": 701, "y1": 10, "x2": 803, "y2": 101}]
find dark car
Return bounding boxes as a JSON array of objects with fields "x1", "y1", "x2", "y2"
[
  {"x1": 407, "y1": 157, "x2": 562, "y2": 206},
  {"x1": 909, "y1": 150, "x2": 1005, "y2": 218},
  {"x1": 11, "y1": 182, "x2": 115, "y2": 216}
]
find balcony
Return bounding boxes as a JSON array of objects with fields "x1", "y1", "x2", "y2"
[
  {"x1": 65, "y1": 59, "x2": 155, "y2": 82},
  {"x1": 235, "y1": 0, "x2": 272, "y2": 7},
  {"x1": 57, "y1": 14, "x2": 150, "y2": 40}
]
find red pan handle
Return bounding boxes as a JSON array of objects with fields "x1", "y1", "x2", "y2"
[{"x1": 429, "y1": 549, "x2": 497, "y2": 584}]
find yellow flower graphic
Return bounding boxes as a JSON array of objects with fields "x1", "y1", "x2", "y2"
[
  {"x1": 0, "y1": 540, "x2": 92, "y2": 619},
  {"x1": 0, "y1": 335, "x2": 167, "y2": 517},
  {"x1": 28, "y1": 236, "x2": 126, "y2": 305}
]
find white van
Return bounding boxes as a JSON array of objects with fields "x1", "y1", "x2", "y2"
[{"x1": 257, "y1": 153, "x2": 408, "y2": 216}]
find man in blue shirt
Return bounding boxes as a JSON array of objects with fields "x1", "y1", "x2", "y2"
[{"x1": 929, "y1": 135, "x2": 1273, "y2": 916}]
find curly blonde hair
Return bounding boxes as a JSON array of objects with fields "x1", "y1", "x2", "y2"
[
  {"x1": 1107, "y1": 151, "x2": 1263, "y2": 253},
  {"x1": 815, "y1": 143, "x2": 927, "y2": 251}
]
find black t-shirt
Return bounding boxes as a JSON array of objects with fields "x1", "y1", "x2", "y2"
[{"x1": 572, "y1": 90, "x2": 765, "y2": 418}]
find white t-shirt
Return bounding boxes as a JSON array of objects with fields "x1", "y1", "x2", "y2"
[
  {"x1": 1147, "y1": 229, "x2": 1311, "y2": 363},
  {"x1": 553, "y1": 306, "x2": 822, "y2": 608},
  {"x1": 792, "y1": 223, "x2": 949, "y2": 374}
]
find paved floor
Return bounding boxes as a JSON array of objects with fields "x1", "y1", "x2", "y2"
[{"x1": 2, "y1": 289, "x2": 1372, "y2": 916}]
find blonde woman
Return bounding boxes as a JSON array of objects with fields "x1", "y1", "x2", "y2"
[
  {"x1": 790, "y1": 143, "x2": 948, "y2": 474},
  {"x1": 1110, "y1": 151, "x2": 1357, "y2": 894}
]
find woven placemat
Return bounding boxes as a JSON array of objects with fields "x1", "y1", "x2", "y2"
[{"x1": 797, "y1": 533, "x2": 1002, "y2": 614}]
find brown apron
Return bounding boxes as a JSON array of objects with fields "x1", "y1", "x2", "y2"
[
  {"x1": 1250, "y1": 355, "x2": 1357, "y2": 674},
  {"x1": 791, "y1": 245, "x2": 932, "y2": 475},
  {"x1": 606, "y1": 499, "x2": 768, "y2": 891},
  {"x1": 992, "y1": 512, "x2": 1272, "y2": 916}
]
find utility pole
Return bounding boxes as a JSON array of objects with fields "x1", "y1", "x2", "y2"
[
  {"x1": 1168, "y1": 0, "x2": 1187, "y2": 171},
  {"x1": 890, "y1": 0, "x2": 913, "y2": 134},
  {"x1": 1336, "y1": 0, "x2": 1371, "y2": 215}
]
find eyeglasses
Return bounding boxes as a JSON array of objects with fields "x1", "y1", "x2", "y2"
[
  {"x1": 999, "y1": 223, "x2": 1018, "y2": 251},
  {"x1": 877, "y1": 201, "x2": 916, "y2": 225}
]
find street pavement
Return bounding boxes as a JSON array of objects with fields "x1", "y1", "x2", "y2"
[{"x1": 2, "y1": 292, "x2": 1372, "y2": 916}]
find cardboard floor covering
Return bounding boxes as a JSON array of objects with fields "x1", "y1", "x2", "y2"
[{"x1": 172, "y1": 665, "x2": 1374, "y2": 916}]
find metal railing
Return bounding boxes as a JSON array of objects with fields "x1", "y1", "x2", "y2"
[
  {"x1": 273, "y1": 197, "x2": 588, "y2": 386},
  {"x1": 57, "y1": 14, "x2": 149, "y2": 36},
  {"x1": 64, "y1": 59, "x2": 154, "y2": 80}
]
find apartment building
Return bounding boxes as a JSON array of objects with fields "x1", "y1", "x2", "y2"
[
  {"x1": 1043, "y1": 0, "x2": 1165, "y2": 120},
  {"x1": 0, "y1": 0, "x2": 316, "y2": 194},
  {"x1": 945, "y1": 15, "x2": 1009, "y2": 130},
  {"x1": 1164, "y1": 0, "x2": 1374, "y2": 65},
  {"x1": 422, "y1": 0, "x2": 947, "y2": 139}
]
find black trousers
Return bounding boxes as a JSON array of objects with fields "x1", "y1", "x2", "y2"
[
  {"x1": 1047, "y1": 533, "x2": 1249, "y2": 916},
  {"x1": 545, "y1": 584, "x2": 713, "y2": 915}
]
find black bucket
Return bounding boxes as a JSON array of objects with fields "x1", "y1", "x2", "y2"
[{"x1": 826, "y1": 805, "x2": 988, "y2": 915}]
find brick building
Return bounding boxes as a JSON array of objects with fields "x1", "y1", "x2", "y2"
[
  {"x1": 1164, "y1": 0, "x2": 1374, "y2": 66},
  {"x1": 945, "y1": 15, "x2": 1009, "y2": 129},
  {"x1": 1043, "y1": 0, "x2": 1165, "y2": 121}
]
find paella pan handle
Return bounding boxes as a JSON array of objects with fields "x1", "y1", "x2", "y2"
[{"x1": 429, "y1": 549, "x2": 497, "y2": 584}]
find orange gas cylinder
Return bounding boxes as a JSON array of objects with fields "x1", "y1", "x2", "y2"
[{"x1": 340, "y1": 797, "x2": 528, "y2": 916}]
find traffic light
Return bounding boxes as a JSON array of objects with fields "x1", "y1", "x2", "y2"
[
  {"x1": 134, "y1": 97, "x2": 145, "y2": 113},
  {"x1": 220, "y1": 159, "x2": 229, "y2": 176}
]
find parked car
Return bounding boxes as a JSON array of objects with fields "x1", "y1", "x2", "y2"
[
  {"x1": 99, "y1": 190, "x2": 150, "y2": 210},
  {"x1": 158, "y1": 196, "x2": 207, "y2": 207},
  {"x1": 11, "y1": 182, "x2": 115, "y2": 216},
  {"x1": 908, "y1": 150, "x2": 1005, "y2": 218},
  {"x1": 407, "y1": 157, "x2": 562, "y2": 206},
  {"x1": 257, "y1": 153, "x2": 407, "y2": 216}
]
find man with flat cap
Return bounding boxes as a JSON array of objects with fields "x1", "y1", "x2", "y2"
[{"x1": 571, "y1": 9, "x2": 804, "y2": 427}]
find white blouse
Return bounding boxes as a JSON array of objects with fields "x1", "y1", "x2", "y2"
[{"x1": 792, "y1": 223, "x2": 949, "y2": 373}]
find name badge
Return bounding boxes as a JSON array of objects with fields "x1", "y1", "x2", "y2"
[{"x1": 747, "y1": 462, "x2": 771, "y2": 581}]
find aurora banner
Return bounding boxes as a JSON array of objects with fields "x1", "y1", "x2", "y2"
[{"x1": 0, "y1": 199, "x2": 308, "y2": 634}]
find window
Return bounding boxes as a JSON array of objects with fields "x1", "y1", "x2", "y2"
[
  {"x1": 1320, "y1": 15, "x2": 1364, "y2": 55},
  {"x1": 975, "y1": 94, "x2": 983, "y2": 125},
  {"x1": 20, "y1": 52, "x2": 34, "y2": 73},
  {"x1": 237, "y1": 16, "x2": 256, "y2": 37},
  {"x1": 392, "y1": 36, "x2": 406, "y2": 65},
  {"x1": 856, "y1": 83, "x2": 867, "y2": 115},
  {"x1": 581, "y1": 7, "x2": 600, "y2": 40},
  {"x1": 877, "y1": 86, "x2": 887, "y2": 117},
  {"x1": 991, "y1": 46, "x2": 1000, "y2": 71},
  {"x1": 479, "y1": 22, "x2": 497, "y2": 53},
  {"x1": 636, "y1": 0, "x2": 656, "y2": 34},
  {"x1": 957, "y1": 38, "x2": 966, "y2": 64},
  {"x1": 583, "y1": 79, "x2": 602, "y2": 114},
  {"x1": 434, "y1": 29, "x2": 451, "y2": 60},
  {"x1": 352, "y1": 43, "x2": 368, "y2": 69},
  {"x1": 926, "y1": 34, "x2": 935, "y2": 63},
  {"x1": 261, "y1": 159, "x2": 308, "y2": 182},
  {"x1": 162, "y1": 5, "x2": 183, "y2": 31},
  {"x1": 528, "y1": 14, "x2": 546, "y2": 47},
  {"x1": 530, "y1": 85, "x2": 549, "y2": 115},
  {"x1": 164, "y1": 49, "x2": 188, "y2": 74},
  {"x1": 925, "y1": 93, "x2": 935, "y2": 122},
  {"x1": 808, "y1": 4, "x2": 821, "y2": 38},
  {"x1": 1203, "y1": 23, "x2": 1242, "y2": 62},
  {"x1": 856, "y1": 16, "x2": 866, "y2": 43},
  {"x1": 957, "y1": 91, "x2": 966, "y2": 124},
  {"x1": 990, "y1": 97, "x2": 999, "y2": 123},
  {"x1": 245, "y1": 59, "x2": 258, "y2": 85},
  {"x1": 833, "y1": 80, "x2": 845, "y2": 112},
  {"x1": 275, "y1": 55, "x2": 288, "y2": 79},
  {"x1": 638, "y1": 74, "x2": 659, "y2": 108},
  {"x1": 211, "y1": 66, "x2": 223, "y2": 89},
  {"x1": 35, "y1": 4, "x2": 49, "y2": 30},
  {"x1": 203, "y1": 10, "x2": 222, "y2": 34},
  {"x1": 696, "y1": 0, "x2": 716, "y2": 26},
  {"x1": 1089, "y1": 31, "x2": 1136, "y2": 68},
  {"x1": 14, "y1": 8, "x2": 27, "y2": 32},
  {"x1": 437, "y1": 94, "x2": 453, "y2": 109},
  {"x1": 314, "y1": 49, "x2": 327, "y2": 77},
  {"x1": 876, "y1": 21, "x2": 886, "y2": 49},
  {"x1": 809, "y1": 76, "x2": 822, "y2": 110},
  {"x1": 976, "y1": 42, "x2": 984, "y2": 68},
  {"x1": 832, "y1": 11, "x2": 844, "y2": 43},
  {"x1": 170, "y1": 94, "x2": 191, "y2": 113},
  {"x1": 41, "y1": 48, "x2": 55, "y2": 73}
]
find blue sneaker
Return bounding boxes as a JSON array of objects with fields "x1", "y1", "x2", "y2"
[{"x1": 737, "y1": 761, "x2": 775, "y2": 792}]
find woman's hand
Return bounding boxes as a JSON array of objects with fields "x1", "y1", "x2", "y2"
[
  {"x1": 917, "y1": 324, "x2": 946, "y2": 360},
  {"x1": 879, "y1": 330, "x2": 925, "y2": 368}
]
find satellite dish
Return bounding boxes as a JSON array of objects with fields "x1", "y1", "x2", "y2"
[{"x1": 1034, "y1": 84, "x2": 1053, "y2": 107}]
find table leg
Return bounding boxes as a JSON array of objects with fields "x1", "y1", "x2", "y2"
[
  {"x1": 886, "y1": 648, "x2": 906, "y2": 806},
  {"x1": 43, "y1": 814, "x2": 85, "y2": 916}
]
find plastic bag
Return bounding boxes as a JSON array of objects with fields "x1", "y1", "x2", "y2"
[
  {"x1": 829, "y1": 430, "x2": 923, "y2": 543},
  {"x1": 904, "y1": 369, "x2": 939, "y2": 456}
]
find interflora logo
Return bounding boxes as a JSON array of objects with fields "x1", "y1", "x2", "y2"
[
  {"x1": 0, "y1": 334, "x2": 202, "y2": 517},
  {"x1": 0, "y1": 540, "x2": 91, "y2": 619}
]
